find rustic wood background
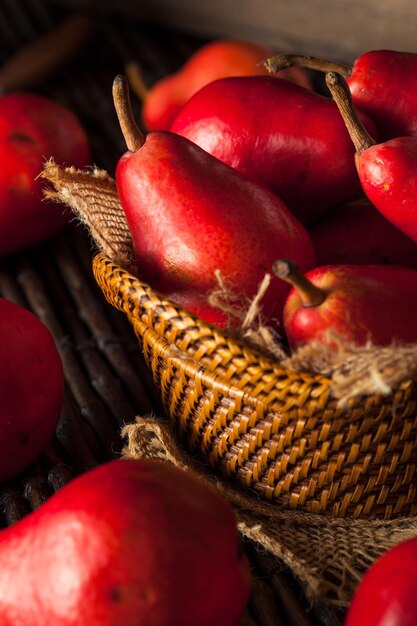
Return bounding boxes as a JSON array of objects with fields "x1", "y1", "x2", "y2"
[{"x1": 52, "y1": 0, "x2": 417, "y2": 60}]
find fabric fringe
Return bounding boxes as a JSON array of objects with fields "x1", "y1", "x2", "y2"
[{"x1": 41, "y1": 159, "x2": 137, "y2": 273}]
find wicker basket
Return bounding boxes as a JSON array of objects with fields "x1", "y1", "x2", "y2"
[
  {"x1": 92, "y1": 252, "x2": 417, "y2": 520},
  {"x1": 43, "y1": 162, "x2": 417, "y2": 521}
]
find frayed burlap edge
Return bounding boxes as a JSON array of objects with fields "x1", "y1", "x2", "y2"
[
  {"x1": 40, "y1": 159, "x2": 137, "y2": 274},
  {"x1": 284, "y1": 339, "x2": 417, "y2": 406},
  {"x1": 122, "y1": 415, "x2": 417, "y2": 607}
]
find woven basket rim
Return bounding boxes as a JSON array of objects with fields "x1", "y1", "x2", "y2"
[{"x1": 91, "y1": 251, "x2": 334, "y2": 382}]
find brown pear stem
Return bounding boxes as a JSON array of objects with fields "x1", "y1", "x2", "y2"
[
  {"x1": 264, "y1": 53, "x2": 351, "y2": 77},
  {"x1": 112, "y1": 75, "x2": 145, "y2": 152},
  {"x1": 125, "y1": 62, "x2": 149, "y2": 102},
  {"x1": 273, "y1": 260, "x2": 325, "y2": 307},
  {"x1": 325, "y1": 72, "x2": 376, "y2": 154}
]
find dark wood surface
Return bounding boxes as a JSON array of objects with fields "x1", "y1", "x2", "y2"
[
  {"x1": 0, "y1": 2, "x2": 345, "y2": 624},
  {"x1": 52, "y1": 0, "x2": 417, "y2": 61}
]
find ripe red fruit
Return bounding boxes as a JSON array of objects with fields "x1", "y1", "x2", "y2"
[
  {"x1": 0, "y1": 298, "x2": 64, "y2": 481},
  {"x1": 171, "y1": 76, "x2": 377, "y2": 224},
  {"x1": 0, "y1": 459, "x2": 251, "y2": 626},
  {"x1": 113, "y1": 76, "x2": 316, "y2": 328},
  {"x1": 355, "y1": 137, "x2": 417, "y2": 243},
  {"x1": 264, "y1": 49, "x2": 417, "y2": 140},
  {"x1": 274, "y1": 261, "x2": 417, "y2": 350},
  {"x1": 347, "y1": 50, "x2": 417, "y2": 140},
  {"x1": 0, "y1": 92, "x2": 90, "y2": 255},
  {"x1": 141, "y1": 39, "x2": 311, "y2": 131},
  {"x1": 346, "y1": 537, "x2": 417, "y2": 626},
  {"x1": 326, "y1": 71, "x2": 417, "y2": 244}
]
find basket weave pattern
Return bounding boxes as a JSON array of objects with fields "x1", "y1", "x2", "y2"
[{"x1": 93, "y1": 253, "x2": 417, "y2": 520}]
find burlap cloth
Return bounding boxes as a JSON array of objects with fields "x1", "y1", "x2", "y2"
[{"x1": 41, "y1": 161, "x2": 417, "y2": 607}]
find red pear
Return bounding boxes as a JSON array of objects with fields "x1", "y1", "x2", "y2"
[
  {"x1": 170, "y1": 76, "x2": 377, "y2": 224},
  {"x1": 137, "y1": 39, "x2": 311, "y2": 131},
  {"x1": 348, "y1": 50, "x2": 417, "y2": 141},
  {"x1": 273, "y1": 261, "x2": 417, "y2": 349},
  {"x1": 309, "y1": 199, "x2": 417, "y2": 268},
  {"x1": 326, "y1": 71, "x2": 417, "y2": 244},
  {"x1": 0, "y1": 459, "x2": 251, "y2": 625},
  {"x1": 113, "y1": 76, "x2": 316, "y2": 327},
  {"x1": 0, "y1": 298, "x2": 64, "y2": 481},
  {"x1": 265, "y1": 50, "x2": 417, "y2": 140},
  {"x1": 346, "y1": 537, "x2": 417, "y2": 626},
  {"x1": 0, "y1": 92, "x2": 90, "y2": 254}
]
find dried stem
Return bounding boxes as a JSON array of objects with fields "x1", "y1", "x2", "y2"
[
  {"x1": 125, "y1": 61, "x2": 149, "y2": 101},
  {"x1": 112, "y1": 74, "x2": 145, "y2": 152},
  {"x1": 264, "y1": 53, "x2": 351, "y2": 77},
  {"x1": 326, "y1": 72, "x2": 377, "y2": 154},
  {"x1": 273, "y1": 260, "x2": 325, "y2": 307}
]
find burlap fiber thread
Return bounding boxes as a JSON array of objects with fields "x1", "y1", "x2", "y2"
[{"x1": 41, "y1": 161, "x2": 417, "y2": 606}]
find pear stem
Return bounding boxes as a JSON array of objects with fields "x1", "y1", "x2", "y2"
[
  {"x1": 125, "y1": 61, "x2": 149, "y2": 102},
  {"x1": 264, "y1": 53, "x2": 351, "y2": 77},
  {"x1": 112, "y1": 74, "x2": 145, "y2": 152},
  {"x1": 273, "y1": 260, "x2": 325, "y2": 307},
  {"x1": 325, "y1": 71, "x2": 376, "y2": 155}
]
